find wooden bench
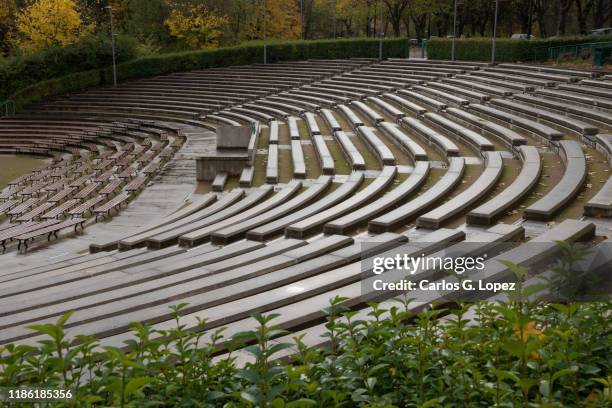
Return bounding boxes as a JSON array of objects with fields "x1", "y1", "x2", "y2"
[
  {"x1": 15, "y1": 218, "x2": 86, "y2": 251},
  {"x1": 17, "y1": 202, "x2": 56, "y2": 222},
  {"x1": 94, "y1": 192, "x2": 131, "y2": 221},
  {"x1": 0, "y1": 220, "x2": 61, "y2": 251}
]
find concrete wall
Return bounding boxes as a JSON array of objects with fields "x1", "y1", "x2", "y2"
[
  {"x1": 217, "y1": 125, "x2": 252, "y2": 149},
  {"x1": 196, "y1": 154, "x2": 250, "y2": 181}
]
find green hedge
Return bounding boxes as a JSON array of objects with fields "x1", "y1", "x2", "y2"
[
  {"x1": 427, "y1": 35, "x2": 612, "y2": 62},
  {"x1": 0, "y1": 34, "x2": 138, "y2": 101},
  {"x1": 6, "y1": 38, "x2": 408, "y2": 112}
]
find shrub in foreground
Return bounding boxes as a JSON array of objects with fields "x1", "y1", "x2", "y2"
[{"x1": 0, "y1": 297, "x2": 610, "y2": 407}]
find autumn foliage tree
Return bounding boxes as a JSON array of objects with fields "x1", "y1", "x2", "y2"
[
  {"x1": 164, "y1": 2, "x2": 228, "y2": 49},
  {"x1": 10, "y1": 0, "x2": 94, "y2": 53}
]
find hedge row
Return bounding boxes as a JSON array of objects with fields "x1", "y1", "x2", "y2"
[
  {"x1": 0, "y1": 34, "x2": 138, "y2": 101},
  {"x1": 5, "y1": 38, "x2": 408, "y2": 112},
  {"x1": 427, "y1": 35, "x2": 612, "y2": 62}
]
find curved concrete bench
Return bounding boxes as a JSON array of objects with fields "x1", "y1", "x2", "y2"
[
  {"x1": 346, "y1": 71, "x2": 423, "y2": 85},
  {"x1": 412, "y1": 85, "x2": 470, "y2": 106},
  {"x1": 268, "y1": 96, "x2": 319, "y2": 111},
  {"x1": 378, "y1": 122, "x2": 428, "y2": 161},
  {"x1": 210, "y1": 177, "x2": 332, "y2": 244},
  {"x1": 534, "y1": 89, "x2": 612, "y2": 110},
  {"x1": 284, "y1": 91, "x2": 335, "y2": 108},
  {"x1": 285, "y1": 166, "x2": 397, "y2": 238},
  {"x1": 291, "y1": 140, "x2": 306, "y2": 178},
  {"x1": 473, "y1": 71, "x2": 555, "y2": 87},
  {"x1": 243, "y1": 103, "x2": 289, "y2": 119},
  {"x1": 179, "y1": 182, "x2": 302, "y2": 247},
  {"x1": 205, "y1": 115, "x2": 241, "y2": 127},
  {"x1": 246, "y1": 172, "x2": 364, "y2": 241},
  {"x1": 484, "y1": 66, "x2": 578, "y2": 83},
  {"x1": 584, "y1": 177, "x2": 612, "y2": 217},
  {"x1": 356, "y1": 126, "x2": 396, "y2": 165},
  {"x1": 427, "y1": 82, "x2": 490, "y2": 101},
  {"x1": 240, "y1": 166, "x2": 254, "y2": 187},
  {"x1": 304, "y1": 85, "x2": 365, "y2": 100},
  {"x1": 231, "y1": 107, "x2": 274, "y2": 123},
  {"x1": 467, "y1": 145, "x2": 541, "y2": 225},
  {"x1": 498, "y1": 63, "x2": 597, "y2": 79},
  {"x1": 321, "y1": 109, "x2": 342, "y2": 131},
  {"x1": 269, "y1": 121, "x2": 279, "y2": 144},
  {"x1": 424, "y1": 112, "x2": 495, "y2": 151},
  {"x1": 266, "y1": 144, "x2": 279, "y2": 184},
  {"x1": 351, "y1": 100, "x2": 384, "y2": 124},
  {"x1": 340, "y1": 73, "x2": 408, "y2": 88},
  {"x1": 317, "y1": 81, "x2": 380, "y2": 96},
  {"x1": 490, "y1": 98, "x2": 598, "y2": 136},
  {"x1": 446, "y1": 107, "x2": 526, "y2": 147},
  {"x1": 218, "y1": 110, "x2": 259, "y2": 125},
  {"x1": 334, "y1": 131, "x2": 366, "y2": 170},
  {"x1": 524, "y1": 140, "x2": 586, "y2": 221},
  {"x1": 440, "y1": 78, "x2": 513, "y2": 96},
  {"x1": 146, "y1": 188, "x2": 268, "y2": 248},
  {"x1": 469, "y1": 103, "x2": 563, "y2": 141},
  {"x1": 595, "y1": 133, "x2": 612, "y2": 165},
  {"x1": 512, "y1": 94, "x2": 612, "y2": 127},
  {"x1": 456, "y1": 74, "x2": 534, "y2": 92},
  {"x1": 325, "y1": 161, "x2": 430, "y2": 234},
  {"x1": 382, "y1": 93, "x2": 427, "y2": 115},
  {"x1": 417, "y1": 151, "x2": 503, "y2": 228},
  {"x1": 292, "y1": 89, "x2": 349, "y2": 103},
  {"x1": 557, "y1": 84, "x2": 612, "y2": 99},
  {"x1": 368, "y1": 157, "x2": 465, "y2": 232},
  {"x1": 303, "y1": 112, "x2": 321, "y2": 135},
  {"x1": 288, "y1": 116, "x2": 300, "y2": 140},
  {"x1": 399, "y1": 117, "x2": 459, "y2": 156},
  {"x1": 365, "y1": 97, "x2": 405, "y2": 120},
  {"x1": 397, "y1": 89, "x2": 447, "y2": 111},
  {"x1": 313, "y1": 135, "x2": 335, "y2": 175},
  {"x1": 329, "y1": 78, "x2": 395, "y2": 92},
  {"x1": 337, "y1": 104, "x2": 364, "y2": 128},
  {"x1": 259, "y1": 100, "x2": 306, "y2": 115}
]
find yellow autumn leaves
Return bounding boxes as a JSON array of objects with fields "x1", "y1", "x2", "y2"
[
  {"x1": 10, "y1": 0, "x2": 93, "y2": 53},
  {"x1": 164, "y1": 4, "x2": 228, "y2": 49}
]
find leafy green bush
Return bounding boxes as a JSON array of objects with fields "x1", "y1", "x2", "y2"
[
  {"x1": 0, "y1": 34, "x2": 138, "y2": 101},
  {"x1": 427, "y1": 35, "x2": 612, "y2": 62},
  {"x1": 1, "y1": 298, "x2": 609, "y2": 406}
]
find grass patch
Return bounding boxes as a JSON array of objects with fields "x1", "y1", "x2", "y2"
[{"x1": 0, "y1": 154, "x2": 47, "y2": 191}]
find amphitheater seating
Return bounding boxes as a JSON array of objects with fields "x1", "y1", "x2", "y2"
[
  {"x1": 417, "y1": 151, "x2": 503, "y2": 228},
  {"x1": 524, "y1": 140, "x2": 586, "y2": 221},
  {"x1": 0, "y1": 59, "x2": 609, "y2": 359},
  {"x1": 424, "y1": 112, "x2": 495, "y2": 151},
  {"x1": 368, "y1": 157, "x2": 465, "y2": 232},
  {"x1": 246, "y1": 172, "x2": 364, "y2": 241},
  {"x1": 333, "y1": 131, "x2": 366, "y2": 170},
  {"x1": 179, "y1": 182, "x2": 302, "y2": 247},
  {"x1": 356, "y1": 126, "x2": 396, "y2": 165},
  {"x1": 399, "y1": 117, "x2": 459, "y2": 156},
  {"x1": 312, "y1": 135, "x2": 335, "y2": 175},
  {"x1": 467, "y1": 145, "x2": 541, "y2": 225}
]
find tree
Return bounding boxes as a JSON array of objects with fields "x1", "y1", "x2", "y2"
[
  {"x1": 164, "y1": 3, "x2": 228, "y2": 48},
  {"x1": 11, "y1": 0, "x2": 94, "y2": 53},
  {"x1": 555, "y1": 0, "x2": 574, "y2": 36},
  {"x1": 126, "y1": 0, "x2": 169, "y2": 43},
  {"x1": 0, "y1": 0, "x2": 18, "y2": 53},
  {"x1": 383, "y1": 0, "x2": 409, "y2": 37}
]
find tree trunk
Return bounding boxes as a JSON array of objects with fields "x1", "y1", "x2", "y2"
[{"x1": 556, "y1": 0, "x2": 574, "y2": 36}]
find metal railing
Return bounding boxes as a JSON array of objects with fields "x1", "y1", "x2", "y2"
[{"x1": 543, "y1": 41, "x2": 612, "y2": 62}]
